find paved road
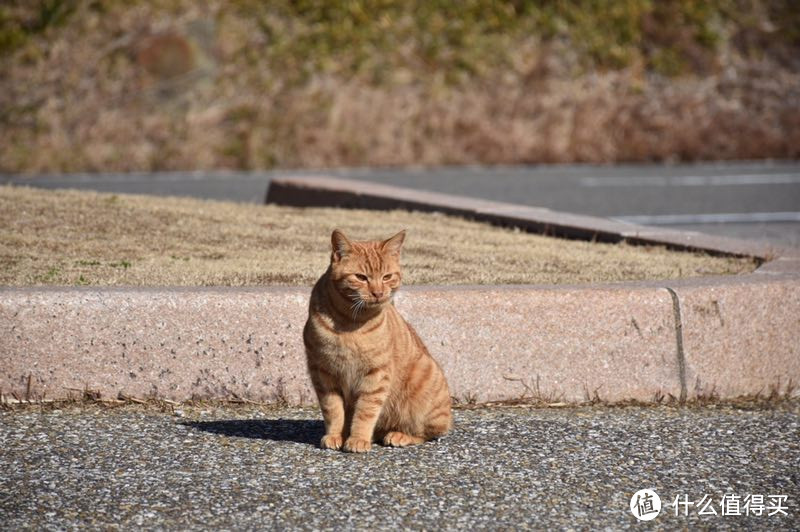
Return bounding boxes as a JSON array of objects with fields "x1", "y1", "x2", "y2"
[
  {"x1": 333, "y1": 163, "x2": 800, "y2": 248},
  {"x1": 1, "y1": 403, "x2": 797, "y2": 530},
  {"x1": 4, "y1": 161, "x2": 800, "y2": 246}
]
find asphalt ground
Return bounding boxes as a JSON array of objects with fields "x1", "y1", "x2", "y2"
[
  {"x1": 1, "y1": 403, "x2": 798, "y2": 530},
  {"x1": 4, "y1": 161, "x2": 799, "y2": 247}
]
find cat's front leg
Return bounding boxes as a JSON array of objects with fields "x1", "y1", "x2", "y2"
[
  {"x1": 310, "y1": 368, "x2": 347, "y2": 450},
  {"x1": 318, "y1": 391, "x2": 346, "y2": 450},
  {"x1": 343, "y1": 372, "x2": 390, "y2": 453}
]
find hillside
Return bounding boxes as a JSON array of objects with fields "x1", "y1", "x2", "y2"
[{"x1": 1, "y1": 0, "x2": 799, "y2": 172}]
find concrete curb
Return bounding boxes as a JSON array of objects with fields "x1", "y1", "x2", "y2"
[
  {"x1": 2, "y1": 177, "x2": 798, "y2": 405},
  {"x1": 266, "y1": 176, "x2": 787, "y2": 260}
]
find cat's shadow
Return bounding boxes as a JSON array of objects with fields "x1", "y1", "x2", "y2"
[{"x1": 183, "y1": 418, "x2": 324, "y2": 446}]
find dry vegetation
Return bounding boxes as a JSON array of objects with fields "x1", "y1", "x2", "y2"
[
  {"x1": 1, "y1": 0, "x2": 799, "y2": 172},
  {"x1": 0, "y1": 186, "x2": 756, "y2": 286}
]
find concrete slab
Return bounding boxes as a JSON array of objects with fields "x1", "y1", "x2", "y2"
[
  {"x1": 396, "y1": 285, "x2": 681, "y2": 403},
  {"x1": 0, "y1": 288, "x2": 311, "y2": 404},
  {"x1": 670, "y1": 277, "x2": 800, "y2": 400},
  {"x1": 755, "y1": 256, "x2": 800, "y2": 275},
  {"x1": 2, "y1": 284, "x2": 683, "y2": 404}
]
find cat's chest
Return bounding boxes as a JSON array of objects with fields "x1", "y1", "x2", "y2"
[
  {"x1": 325, "y1": 330, "x2": 382, "y2": 367},
  {"x1": 313, "y1": 318, "x2": 389, "y2": 370}
]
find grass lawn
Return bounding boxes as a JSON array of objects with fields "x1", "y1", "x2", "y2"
[{"x1": 0, "y1": 186, "x2": 757, "y2": 287}]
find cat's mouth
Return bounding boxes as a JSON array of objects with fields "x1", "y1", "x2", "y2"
[{"x1": 366, "y1": 295, "x2": 392, "y2": 306}]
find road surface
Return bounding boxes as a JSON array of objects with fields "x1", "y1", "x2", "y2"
[
  {"x1": 1, "y1": 403, "x2": 797, "y2": 530},
  {"x1": 4, "y1": 161, "x2": 799, "y2": 246}
]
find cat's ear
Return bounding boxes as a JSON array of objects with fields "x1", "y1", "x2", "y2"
[
  {"x1": 381, "y1": 230, "x2": 406, "y2": 256},
  {"x1": 331, "y1": 229, "x2": 352, "y2": 262}
]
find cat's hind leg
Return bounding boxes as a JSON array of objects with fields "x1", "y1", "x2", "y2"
[
  {"x1": 382, "y1": 431, "x2": 425, "y2": 447},
  {"x1": 422, "y1": 398, "x2": 453, "y2": 440}
]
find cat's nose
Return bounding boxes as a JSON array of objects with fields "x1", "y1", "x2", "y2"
[{"x1": 371, "y1": 290, "x2": 385, "y2": 299}]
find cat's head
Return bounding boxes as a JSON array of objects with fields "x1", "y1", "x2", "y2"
[{"x1": 328, "y1": 229, "x2": 405, "y2": 309}]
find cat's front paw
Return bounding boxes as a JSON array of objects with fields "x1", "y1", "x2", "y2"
[
  {"x1": 343, "y1": 437, "x2": 372, "y2": 453},
  {"x1": 320, "y1": 434, "x2": 343, "y2": 450}
]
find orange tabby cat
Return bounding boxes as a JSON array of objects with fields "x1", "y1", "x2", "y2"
[{"x1": 303, "y1": 229, "x2": 452, "y2": 453}]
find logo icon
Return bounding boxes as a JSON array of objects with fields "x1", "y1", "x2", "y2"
[{"x1": 631, "y1": 489, "x2": 662, "y2": 521}]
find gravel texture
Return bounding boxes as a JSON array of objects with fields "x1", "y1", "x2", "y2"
[{"x1": 1, "y1": 403, "x2": 798, "y2": 530}]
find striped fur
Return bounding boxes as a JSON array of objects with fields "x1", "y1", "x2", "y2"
[{"x1": 303, "y1": 229, "x2": 453, "y2": 453}]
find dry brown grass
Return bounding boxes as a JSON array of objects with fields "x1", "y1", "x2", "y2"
[
  {"x1": 249, "y1": 72, "x2": 800, "y2": 168},
  {"x1": 5, "y1": 72, "x2": 798, "y2": 172},
  {"x1": 0, "y1": 186, "x2": 756, "y2": 287}
]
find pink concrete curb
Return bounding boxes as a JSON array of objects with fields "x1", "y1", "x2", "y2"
[
  {"x1": 2, "y1": 275, "x2": 798, "y2": 404},
  {"x1": 1, "y1": 176, "x2": 798, "y2": 405}
]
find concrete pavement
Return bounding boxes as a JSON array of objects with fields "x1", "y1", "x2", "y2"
[{"x1": 1, "y1": 403, "x2": 797, "y2": 530}]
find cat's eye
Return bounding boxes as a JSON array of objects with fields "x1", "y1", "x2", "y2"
[
  {"x1": 355, "y1": 274, "x2": 368, "y2": 281},
  {"x1": 382, "y1": 274, "x2": 392, "y2": 281}
]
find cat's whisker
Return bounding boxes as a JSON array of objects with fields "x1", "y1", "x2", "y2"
[{"x1": 350, "y1": 297, "x2": 366, "y2": 321}]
